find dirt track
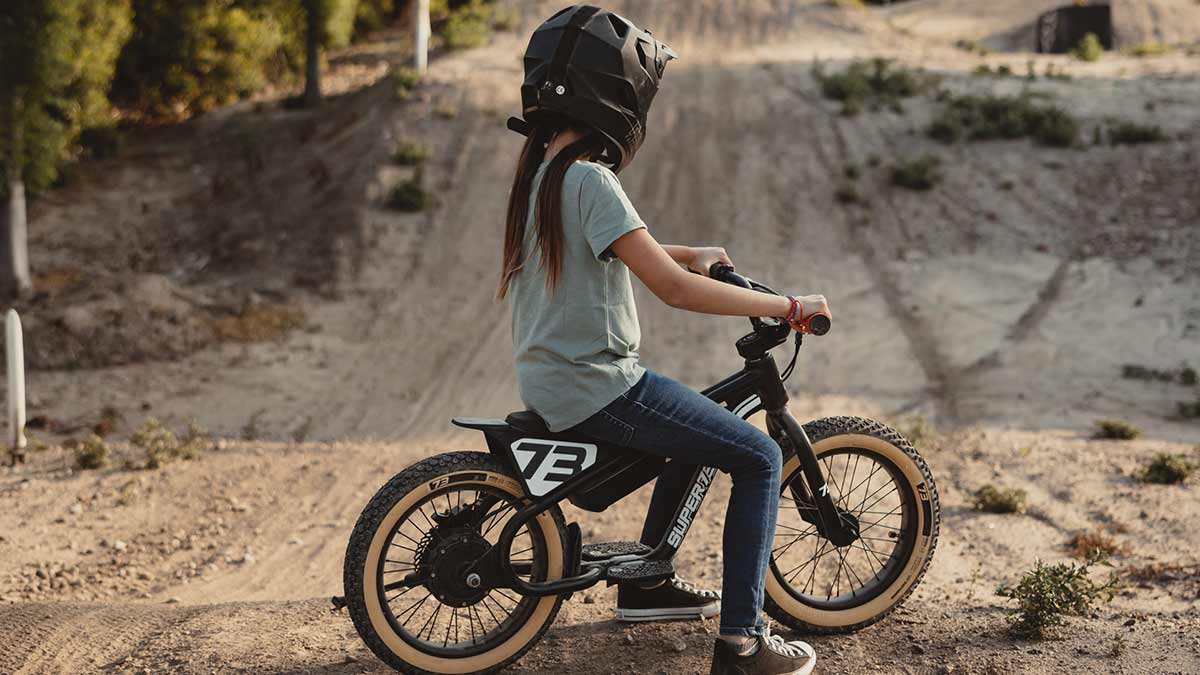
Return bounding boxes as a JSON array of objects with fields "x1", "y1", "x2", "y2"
[{"x1": 3, "y1": 1, "x2": 1199, "y2": 673}]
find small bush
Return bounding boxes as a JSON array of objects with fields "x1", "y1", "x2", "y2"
[
  {"x1": 1125, "y1": 42, "x2": 1171, "y2": 57},
  {"x1": 954, "y1": 39, "x2": 990, "y2": 56},
  {"x1": 213, "y1": 305, "x2": 305, "y2": 342},
  {"x1": 813, "y1": 58, "x2": 934, "y2": 116},
  {"x1": 391, "y1": 140, "x2": 428, "y2": 166},
  {"x1": 972, "y1": 484, "x2": 1027, "y2": 514},
  {"x1": 79, "y1": 126, "x2": 125, "y2": 159},
  {"x1": 242, "y1": 409, "x2": 266, "y2": 441},
  {"x1": 132, "y1": 418, "x2": 208, "y2": 469},
  {"x1": 1179, "y1": 398, "x2": 1200, "y2": 419},
  {"x1": 1138, "y1": 452, "x2": 1197, "y2": 484},
  {"x1": 1043, "y1": 63, "x2": 1071, "y2": 81},
  {"x1": 928, "y1": 94, "x2": 1078, "y2": 147},
  {"x1": 434, "y1": 105, "x2": 459, "y2": 119},
  {"x1": 1071, "y1": 33, "x2": 1103, "y2": 62},
  {"x1": 996, "y1": 552, "x2": 1118, "y2": 639},
  {"x1": 833, "y1": 183, "x2": 860, "y2": 205},
  {"x1": 899, "y1": 415, "x2": 938, "y2": 447},
  {"x1": 1066, "y1": 530, "x2": 1128, "y2": 559},
  {"x1": 391, "y1": 67, "x2": 421, "y2": 100},
  {"x1": 1182, "y1": 366, "x2": 1198, "y2": 386},
  {"x1": 890, "y1": 154, "x2": 941, "y2": 191},
  {"x1": 1122, "y1": 363, "x2": 1187, "y2": 382},
  {"x1": 75, "y1": 435, "x2": 110, "y2": 470},
  {"x1": 386, "y1": 174, "x2": 431, "y2": 211},
  {"x1": 441, "y1": 0, "x2": 494, "y2": 51},
  {"x1": 491, "y1": 5, "x2": 518, "y2": 31},
  {"x1": 1093, "y1": 419, "x2": 1141, "y2": 440},
  {"x1": 1107, "y1": 121, "x2": 1167, "y2": 145}
]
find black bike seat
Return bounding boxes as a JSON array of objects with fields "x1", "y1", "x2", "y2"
[{"x1": 505, "y1": 410, "x2": 552, "y2": 435}]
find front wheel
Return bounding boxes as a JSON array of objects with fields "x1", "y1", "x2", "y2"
[
  {"x1": 764, "y1": 416, "x2": 940, "y2": 634},
  {"x1": 343, "y1": 451, "x2": 567, "y2": 674}
]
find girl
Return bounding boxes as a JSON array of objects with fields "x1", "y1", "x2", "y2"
[{"x1": 500, "y1": 7, "x2": 828, "y2": 675}]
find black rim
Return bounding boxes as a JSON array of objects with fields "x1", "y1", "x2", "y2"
[
  {"x1": 376, "y1": 484, "x2": 549, "y2": 658},
  {"x1": 771, "y1": 446, "x2": 917, "y2": 610}
]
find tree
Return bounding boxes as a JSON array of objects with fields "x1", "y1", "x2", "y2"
[
  {"x1": 0, "y1": 0, "x2": 132, "y2": 298},
  {"x1": 112, "y1": 0, "x2": 283, "y2": 119}
]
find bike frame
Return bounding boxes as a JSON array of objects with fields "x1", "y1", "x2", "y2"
[{"x1": 465, "y1": 321, "x2": 858, "y2": 599}]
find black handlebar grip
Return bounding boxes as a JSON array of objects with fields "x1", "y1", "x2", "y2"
[
  {"x1": 808, "y1": 313, "x2": 832, "y2": 336},
  {"x1": 709, "y1": 262, "x2": 734, "y2": 279}
]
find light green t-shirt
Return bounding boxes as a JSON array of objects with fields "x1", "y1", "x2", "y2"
[{"x1": 510, "y1": 160, "x2": 647, "y2": 432}]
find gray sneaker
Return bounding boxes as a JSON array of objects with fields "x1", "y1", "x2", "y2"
[{"x1": 709, "y1": 627, "x2": 816, "y2": 675}]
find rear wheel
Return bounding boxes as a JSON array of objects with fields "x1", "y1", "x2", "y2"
[
  {"x1": 343, "y1": 452, "x2": 567, "y2": 674},
  {"x1": 764, "y1": 416, "x2": 939, "y2": 634}
]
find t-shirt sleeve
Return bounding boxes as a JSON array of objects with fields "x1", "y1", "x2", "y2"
[{"x1": 576, "y1": 163, "x2": 647, "y2": 261}]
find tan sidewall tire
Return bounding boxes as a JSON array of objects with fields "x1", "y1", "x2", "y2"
[
  {"x1": 765, "y1": 433, "x2": 935, "y2": 629},
  {"x1": 361, "y1": 471, "x2": 563, "y2": 674}
]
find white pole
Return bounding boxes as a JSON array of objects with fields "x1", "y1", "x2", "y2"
[
  {"x1": 6, "y1": 309, "x2": 25, "y2": 457},
  {"x1": 414, "y1": 0, "x2": 430, "y2": 73}
]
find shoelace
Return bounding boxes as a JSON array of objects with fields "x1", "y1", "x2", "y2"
[
  {"x1": 671, "y1": 576, "x2": 720, "y2": 599},
  {"x1": 761, "y1": 623, "x2": 809, "y2": 659}
]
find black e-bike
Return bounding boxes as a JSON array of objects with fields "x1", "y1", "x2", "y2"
[{"x1": 342, "y1": 265, "x2": 940, "y2": 674}]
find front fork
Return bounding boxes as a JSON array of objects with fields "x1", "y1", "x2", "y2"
[{"x1": 767, "y1": 410, "x2": 859, "y2": 547}]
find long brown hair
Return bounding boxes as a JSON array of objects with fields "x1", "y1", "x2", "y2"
[{"x1": 497, "y1": 125, "x2": 606, "y2": 299}]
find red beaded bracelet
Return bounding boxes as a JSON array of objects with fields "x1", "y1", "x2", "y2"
[{"x1": 785, "y1": 296, "x2": 801, "y2": 322}]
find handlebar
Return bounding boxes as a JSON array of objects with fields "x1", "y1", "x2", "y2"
[{"x1": 708, "y1": 263, "x2": 831, "y2": 336}]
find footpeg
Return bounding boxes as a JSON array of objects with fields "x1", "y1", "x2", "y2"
[
  {"x1": 606, "y1": 559, "x2": 674, "y2": 583},
  {"x1": 582, "y1": 541, "x2": 651, "y2": 561}
]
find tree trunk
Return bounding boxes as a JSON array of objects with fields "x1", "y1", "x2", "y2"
[
  {"x1": 414, "y1": 0, "x2": 430, "y2": 73},
  {"x1": 0, "y1": 177, "x2": 32, "y2": 300},
  {"x1": 304, "y1": 0, "x2": 322, "y2": 107}
]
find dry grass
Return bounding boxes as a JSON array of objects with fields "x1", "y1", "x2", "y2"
[
  {"x1": 1065, "y1": 530, "x2": 1129, "y2": 560},
  {"x1": 213, "y1": 305, "x2": 305, "y2": 342},
  {"x1": 1137, "y1": 452, "x2": 1198, "y2": 484}
]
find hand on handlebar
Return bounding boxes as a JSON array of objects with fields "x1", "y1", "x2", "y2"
[
  {"x1": 687, "y1": 247, "x2": 733, "y2": 276},
  {"x1": 787, "y1": 295, "x2": 831, "y2": 335}
]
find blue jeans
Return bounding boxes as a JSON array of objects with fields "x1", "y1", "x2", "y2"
[{"x1": 568, "y1": 369, "x2": 782, "y2": 636}]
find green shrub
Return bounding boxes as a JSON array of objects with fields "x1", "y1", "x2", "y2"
[
  {"x1": 972, "y1": 484, "x2": 1027, "y2": 514},
  {"x1": 813, "y1": 58, "x2": 933, "y2": 116},
  {"x1": 1092, "y1": 419, "x2": 1141, "y2": 440},
  {"x1": 391, "y1": 66, "x2": 421, "y2": 100},
  {"x1": 112, "y1": 0, "x2": 285, "y2": 118},
  {"x1": 75, "y1": 435, "x2": 110, "y2": 470},
  {"x1": 928, "y1": 94, "x2": 1078, "y2": 147},
  {"x1": 79, "y1": 125, "x2": 125, "y2": 159},
  {"x1": 1138, "y1": 453, "x2": 1197, "y2": 484},
  {"x1": 954, "y1": 38, "x2": 990, "y2": 56},
  {"x1": 1179, "y1": 398, "x2": 1200, "y2": 419},
  {"x1": 133, "y1": 417, "x2": 207, "y2": 469},
  {"x1": 242, "y1": 409, "x2": 266, "y2": 441},
  {"x1": 996, "y1": 552, "x2": 1118, "y2": 639},
  {"x1": 386, "y1": 174, "x2": 431, "y2": 211},
  {"x1": 1107, "y1": 121, "x2": 1167, "y2": 145},
  {"x1": 1125, "y1": 42, "x2": 1171, "y2": 57},
  {"x1": 833, "y1": 183, "x2": 860, "y2": 205},
  {"x1": 1070, "y1": 32, "x2": 1103, "y2": 62},
  {"x1": 441, "y1": 0, "x2": 493, "y2": 51},
  {"x1": 391, "y1": 140, "x2": 428, "y2": 166},
  {"x1": 1121, "y1": 363, "x2": 1195, "y2": 383},
  {"x1": 890, "y1": 154, "x2": 941, "y2": 191}
]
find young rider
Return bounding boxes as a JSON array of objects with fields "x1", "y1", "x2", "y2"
[{"x1": 500, "y1": 7, "x2": 829, "y2": 675}]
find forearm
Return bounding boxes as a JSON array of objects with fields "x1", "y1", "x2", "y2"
[{"x1": 667, "y1": 271, "x2": 792, "y2": 318}]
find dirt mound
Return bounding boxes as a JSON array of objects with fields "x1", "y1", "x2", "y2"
[{"x1": 18, "y1": 77, "x2": 396, "y2": 370}]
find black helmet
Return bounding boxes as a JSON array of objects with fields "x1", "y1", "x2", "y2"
[{"x1": 507, "y1": 5, "x2": 678, "y2": 171}]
